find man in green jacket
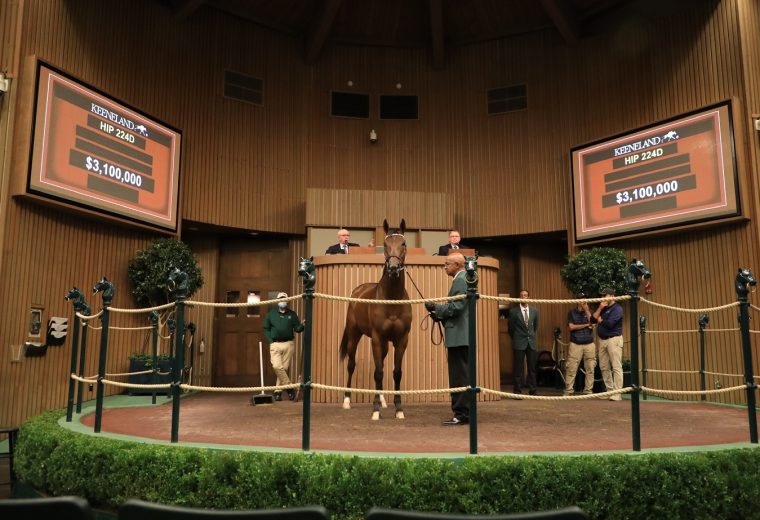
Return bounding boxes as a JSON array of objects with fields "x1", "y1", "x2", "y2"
[
  {"x1": 425, "y1": 253, "x2": 469, "y2": 426},
  {"x1": 263, "y1": 292, "x2": 304, "y2": 401}
]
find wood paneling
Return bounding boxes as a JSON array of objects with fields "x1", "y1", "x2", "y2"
[
  {"x1": 309, "y1": 255, "x2": 500, "y2": 404},
  {"x1": 2, "y1": 0, "x2": 760, "y2": 428},
  {"x1": 306, "y1": 188, "x2": 451, "y2": 229}
]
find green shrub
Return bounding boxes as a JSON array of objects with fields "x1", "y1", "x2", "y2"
[
  {"x1": 14, "y1": 410, "x2": 760, "y2": 519},
  {"x1": 127, "y1": 238, "x2": 204, "y2": 307},
  {"x1": 561, "y1": 247, "x2": 628, "y2": 297}
]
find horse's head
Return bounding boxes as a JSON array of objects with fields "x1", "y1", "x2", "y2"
[
  {"x1": 298, "y1": 257, "x2": 316, "y2": 289},
  {"x1": 382, "y1": 219, "x2": 407, "y2": 279},
  {"x1": 736, "y1": 267, "x2": 757, "y2": 298},
  {"x1": 625, "y1": 258, "x2": 650, "y2": 293},
  {"x1": 65, "y1": 287, "x2": 90, "y2": 314},
  {"x1": 167, "y1": 268, "x2": 189, "y2": 299},
  {"x1": 65, "y1": 287, "x2": 84, "y2": 303},
  {"x1": 93, "y1": 276, "x2": 114, "y2": 304}
]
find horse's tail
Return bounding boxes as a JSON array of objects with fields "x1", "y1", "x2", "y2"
[{"x1": 339, "y1": 327, "x2": 349, "y2": 361}]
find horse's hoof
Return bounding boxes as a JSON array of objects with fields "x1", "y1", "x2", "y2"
[
  {"x1": 342, "y1": 397, "x2": 351, "y2": 410},
  {"x1": 395, "y1": 411, "x2": 405, "y2": 419},
  {"x1": 371, "y1": 411, "x2": 380, "y2": 421},
  {"x1": 379, "y1": 395, "x2": 388, "y2": 408}
]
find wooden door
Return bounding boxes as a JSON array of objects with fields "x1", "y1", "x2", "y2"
[{"x1": 214, "y1": 237, "x2": 290, "y2": 387}]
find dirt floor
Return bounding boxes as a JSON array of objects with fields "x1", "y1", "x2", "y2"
[{"x1": 80, "y1": 392, "x2": 754, "y2": 454}]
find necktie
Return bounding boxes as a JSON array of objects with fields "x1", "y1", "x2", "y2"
[
  {"x1": 453, "y1": 245, "x2": 458, "y2": 249},
  {"x1": 342, "y1": 245, "x2": 347, "y2": 253},
  {"x1": 523, "y1": 308, "x2": 529, "y2": 323}
]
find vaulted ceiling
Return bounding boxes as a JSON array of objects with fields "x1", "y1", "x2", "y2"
[{"x1": 157, "y1": 0, "x2": 699, "y2": 68}]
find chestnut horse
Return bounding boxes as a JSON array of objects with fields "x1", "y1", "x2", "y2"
[{"x1": 339, "y1": 219, "x2": 412, "y2": 420}]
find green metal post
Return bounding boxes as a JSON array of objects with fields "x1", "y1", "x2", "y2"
[
  {"x1": 65, "y1": 288, "x2": 89, "y2": 422},
  {"x1": 65, "y1": 311, "x2": 81, "y2": 422},
  {"x1": 735, "y1": 268, "x2": 758, "y2": 444},
  {"x1": 627, "y1": 259, "x2": 649, "y2": 452},
  {"x1": 170, "y1": 270, "x2": 188, "y2": 444},
  {"x1": 465, "y1": 257, "x2": 479, "y2": 455},
  {"x1": 298, "y1": 258, "x2": 316, "y2": 452},
  {"x1": 76, "y1": 320, "x2": 89, "y2": 414},
  {"x1": 93, "y1": 278, "x2": 114, "y2": 434},
  {"x1": 698, "y1": 314, "x2": 709, "y2": 402},
  {"x1": 149, "y1": 311, "x2": 159, "y2": 405},
  {"x1": 640, "y1": 315, "x2": 647, "y2": 401}
]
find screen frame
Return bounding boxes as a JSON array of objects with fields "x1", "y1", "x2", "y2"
[
  {"x1": 570, "y1": 100, "x2": 741, "y2": 244},
  {"x1": 26, "y1": 60, "x2": 183, "y2": 232}
]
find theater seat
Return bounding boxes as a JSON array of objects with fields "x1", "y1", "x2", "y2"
[
  {"x1": 118, "y1": 499, "x2": 329, "y2": 520},
  {"x1": 366, "y1": 506, "x2": 588, "y2": 520},
  {"x1": 0, "y1": 496, "x2": 93, "y2": 520}
]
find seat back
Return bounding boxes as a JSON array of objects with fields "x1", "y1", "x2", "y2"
[
  {"x1": 0, "y1": 496, "x2": 93, "y2": 520},
  {"x1": 119, "y1": 499, "x2": 329, "y2": 520},
  {"x1": 366, "y1": 506, "x2": 588, "y2": 520}
]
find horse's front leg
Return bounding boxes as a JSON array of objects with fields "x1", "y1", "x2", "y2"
[
  {"x1": 371, "y1": 337, "x2": 388, "y2": 421},
  {"x1": 393, "y1": 335, "x2": 409, "y2": 419}
]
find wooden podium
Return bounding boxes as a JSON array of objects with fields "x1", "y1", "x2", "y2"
[{"x1": 308, "y1": 254, "x2": 500, "y2": 404}]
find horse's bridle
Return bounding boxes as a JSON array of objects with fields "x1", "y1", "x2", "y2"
[{"x1": 383, "y1": 233, "x2": 406, "y2": 274}]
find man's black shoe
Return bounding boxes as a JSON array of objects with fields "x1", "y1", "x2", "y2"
[
  {"x1": 442, "y1": 417, "x2": 469, "y2": 426},
  {"x1": 529, "y1": 390, "x2": 538, "y2": 396},
  {"x1": 274, "y1": 392, "x2": 282, "y2": 401}
]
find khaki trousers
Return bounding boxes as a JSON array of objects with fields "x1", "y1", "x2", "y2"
[
  {"x1": 564, "y1": 342, "x2": 597, "y2": 393},
  {"x1": 270, "y1": 340, "x2": 294, "y2": 387},
  {"x1": 598, "y1": 335, "x2": 624, "y2": 399}
]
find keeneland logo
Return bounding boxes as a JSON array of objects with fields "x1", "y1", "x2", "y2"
[
  {"x1": 613, "y1": 129, "x2": 680, "y2": 157},
  {"x1": 90, "y1": 103, "x2": 149, "y2": 138}
]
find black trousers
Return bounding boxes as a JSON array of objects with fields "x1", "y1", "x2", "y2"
[
  {"x1": 513, "y1": 348, "x2": 538, "y2": 393},
  {"x1": 446, "y1": 345, "x2": 470, "y2": 420}
]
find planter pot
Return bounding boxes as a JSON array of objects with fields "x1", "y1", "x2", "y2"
[{"x1": 127, "y1": 359, "x2": 174, "y2": 395}]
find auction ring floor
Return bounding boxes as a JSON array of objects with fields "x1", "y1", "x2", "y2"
[{"x1": 69, "y1": 390, "x2": 759, "y2": 456}]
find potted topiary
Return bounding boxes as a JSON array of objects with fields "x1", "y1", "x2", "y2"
[
  {"x1": 560, "y1": 247, "x2": 628, "y2": 298},
  {"x1": 126, "y1": 238, "x2": 204, "y2": 391}
]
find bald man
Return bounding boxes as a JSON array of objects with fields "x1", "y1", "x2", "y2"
[
  {"x1": 425, "y1": 252, "x2": 470, "y2": 426},
  {"x1": 325, "y1": 228, "x2": 359, "y2": 254}
]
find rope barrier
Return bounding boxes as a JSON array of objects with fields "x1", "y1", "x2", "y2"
[
  {"x1": 310, "y1": 383, "x2": 465, "y2": 396},
  {"x1": 643, "y1": 328, "x2": 739, "y2": 333},
  {"x1": 480, "y1": 387, "x2": 631, "y2": 400},
  {"x1": 107, "y1": 302, "x2": 176, "y2": 314},
  {"x1": 645, "y1": 369, "x2": 700, "y2": 374},
  {"x1": 703, "y1": 370, "x2": 743, "y2": 378},
  {"x1": 313, "y1": 293, "x2": 466, "y2": 305},
  {"x1": 640, "y1": 297, "x2": 739, "y2": 313},
  {"x1": 179, "y1": 383, "x2": 301, "y2": 393},
  {"x1": 76, "y1": 310, "x2": 103, "y2": 321},
  {"x1": 186, "y1": 294, "x2": 303, "y2": 308},
  {"x1": 640, "y1": 385, "x2": 748, "y2": 397},
  {"x1": 479, "y1": 295, "x2": 631, "y2": 304}
]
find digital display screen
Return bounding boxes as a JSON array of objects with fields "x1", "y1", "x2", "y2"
[
  {"x1": 28, "y1": 62, "x2": 181, "y2": 231},
  {"x1": 571, "y1": 101, "x2": 739, "y2": 242}
]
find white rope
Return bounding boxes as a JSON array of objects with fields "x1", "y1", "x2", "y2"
[
  {"x1": 479, "y1": 295, "x2": 631, "y2": 304},
  {"x1": 76, "y1": 310, "x2": 103, "y2": 321},
  {"x1": 107, "y1": 302, "x2": 176, "y2": 314},
  {"x1": 480, "y1": 387, "x2": 631, "y2": 400},
  {"x1": 640, "y1": 385, "x2": 748, "y2": 397},
  {"x1": 313, "y1": 293, "x2": 466, "y2": 305},
  {"x1": 310, "y1": 383, "x2": 465, "y2": 396},
  {"x1": 644, "y1": 369, "x2": 700, "y2": 374},
  {"x1": 186, "y1": 294, "x2": 303, "y2": 308},
  {"x1": 640, "y1": 297, "x2": 739, "y2": 313}
]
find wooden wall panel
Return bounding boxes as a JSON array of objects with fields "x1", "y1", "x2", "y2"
[{"x1": 306, "y1": 188, "x2": 452, "y2": 230}]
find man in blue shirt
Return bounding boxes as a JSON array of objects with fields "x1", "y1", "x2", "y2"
[
  {"x1": 564, "y1": 293, "x2": 597, "y2": 396},
  {"x1": 592, "y1": 287, "x2": 624, "y2": 401}
]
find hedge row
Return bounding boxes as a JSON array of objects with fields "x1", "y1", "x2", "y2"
[{"x1": 14, "y1": 410, "x2": 760, "y2": 519}]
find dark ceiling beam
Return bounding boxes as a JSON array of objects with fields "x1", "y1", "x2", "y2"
[
  {"x1": 172, "y1": 0, "x2": 205, "y2": 19},
  {"x1": 539, "y1": 0, "x2": 580, "y2": 44},
  {"x1": 304, "y1": 0, "x2": 344, "y2": 65},
  {"x1": 428, "y1": 0, "x2": 445, "y2": 69}
]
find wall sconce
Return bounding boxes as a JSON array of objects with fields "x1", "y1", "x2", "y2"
[
  {"x1": 369, "y1": 129, "x2": 378, "y2": 144},
  {"x1": 754, "y1": 116, "x2": 760, "y2": 132}
]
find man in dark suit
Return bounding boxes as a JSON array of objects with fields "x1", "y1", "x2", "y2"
[
  {"x1": 437, "y1": 230, "x2": 468, "y2": 256},
  {"x1": 425, "y1": 252, "x2": 469, "y2": 426},
  {"x1": 508, "y1": 289, "x2": 539, "y2": 395},
  {"x1": 325, "y1": 228, "x2": 359, "y2": 254}
]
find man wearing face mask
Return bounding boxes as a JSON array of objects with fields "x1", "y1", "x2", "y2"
[{"x1": 263, "y1": 292, "x2": 304, "y2": 401}]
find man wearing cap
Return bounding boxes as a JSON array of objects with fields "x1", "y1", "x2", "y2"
[
  {"x1": 593, "y1": 287, "x2": 624, "y2": 401},
  {"x1": 263, "y1": 292, "x2": 304, "y2": 401},
  {"x1": 564, "y1": 293, "x2": 597, "y2": 396}
]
